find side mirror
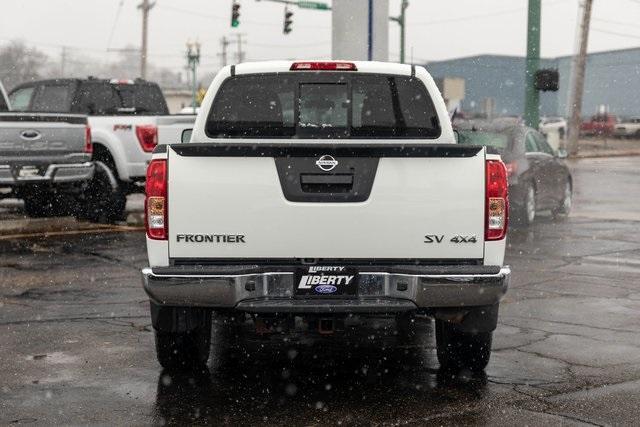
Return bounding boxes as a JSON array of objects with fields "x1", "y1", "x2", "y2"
[
  {"x1": 181, "y1": 128, "x2": 193, "y2": 143},
  {"x1": 556, "y1": 148, "x2": 568, "y2": 159}
]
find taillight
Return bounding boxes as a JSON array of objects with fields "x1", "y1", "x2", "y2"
[
  {"x1": 84, "y1": 126, "x2": 93, "y2": 154},
  {"x1": 145, "y1": 159, "x2": 167, "y2": 240},
  {"x1": 486, "y1": 160, "x2": 509, "y2": 241},
  {"x1": 290, "y1": 61, "x2": 357, "y2": 71},
  {"x1": 505, "y1": 161, "x2": 517, "y2": 177},
  {"x1": 136, "y1": 124, "x2": 158, "y2": 153}
]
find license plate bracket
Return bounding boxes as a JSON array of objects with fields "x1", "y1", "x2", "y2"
[{"x1": 294, "y1": 266, "x2": 358, "y2": 297}]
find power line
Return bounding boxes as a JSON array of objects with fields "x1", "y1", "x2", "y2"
[
  {"x1": 250, "y1": 41, "x2": 330, "y2": 48},
  {"x1": 409, "y1": 0, "x2": 569, "y2": 26},
  {"x1": 106, "y1": 0, "x2": 125, "y2": 50},
  {"x1": 592, "y1": 27, "x2": 640, "y2": 40},
  {"x1": 155, "y1": 3, "x2": 330, "y2": 29},
  {"x1": 593, "y1": 17, "x2": 640, "y2": 29}
]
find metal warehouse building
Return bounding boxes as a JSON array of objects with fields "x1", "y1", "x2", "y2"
[{"x1": 425, "y1": 47, "x2": 640, "y2": 119}]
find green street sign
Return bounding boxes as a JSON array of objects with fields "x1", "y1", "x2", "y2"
[{"x1": 298, "y1": 1, "x2": 330, "y2": 10}]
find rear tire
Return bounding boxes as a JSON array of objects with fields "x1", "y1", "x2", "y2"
[
  {"x1": 22, "y1": 187, "x2": 74, "y2": 218},
  {"x1": 552, "y1": 179, "x2": 572, "y2": 220},
  {"x1": 77, "y1": 161, "x2": 127, "y2": 223},
  {"x1": 513, "y1": 183, "x2": 536, "y2": 227},
  {"x1": 436, "y1": 319, "x2": 492, "y2": 372},
  {"x1": 151, "y1": 304, "x2": 213, "y2": 371},
  {"x1": 155, "y1": 326, "x2": 212, "y2": 371}
]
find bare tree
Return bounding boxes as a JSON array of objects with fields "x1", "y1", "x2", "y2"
[{"x1": 0, "y1": 40, "x2": 50, "y2": 90}]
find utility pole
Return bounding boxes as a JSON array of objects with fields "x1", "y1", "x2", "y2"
[
  {"x1": 390, "y1": 0, "x2": 409, "y2": 63},
  {"x1": 219, "y1": 36, "x2": 231, "y2": 67},
  {"x1": 186, "y1": 41, "x2": 201, "y2": 109},
  {"x1": 138, "y1": 0, "x2": 156, "y2": 79},
  {"x1": 524, "y1": 0, "x2": 541, "y2": 129},
  {"x1": 567, "y1": 0, "x2": 594, "y2": 156},
  {"x1": 60, "y1": 46, "x2": 68, "y2": 76},
  {"x1": 235, "y1": 33, "x2": 246, "y2": 63}
]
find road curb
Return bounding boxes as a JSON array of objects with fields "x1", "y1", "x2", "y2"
[
  {"x1": 573, "y1": 150, "x2": 640, "y2": 159},
  {"x1": 0, "y1": 217, "x2": 80, "y2": 235}
]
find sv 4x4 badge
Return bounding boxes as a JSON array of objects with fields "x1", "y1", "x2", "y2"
[{"x1": 424, "y1": 235, "x2": 478, "y2": 244}]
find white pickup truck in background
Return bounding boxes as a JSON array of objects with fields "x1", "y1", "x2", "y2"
[
  {"x1": 142, "y1": 61, "x2": 511, "y2": 372},
  {"x1": 8, "y1": 78, "x2": 195, "y2": 222}
]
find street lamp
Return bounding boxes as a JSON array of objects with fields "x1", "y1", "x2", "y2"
[{"x1": 186, "y1": 41, "x2": 201, "y2": 110}]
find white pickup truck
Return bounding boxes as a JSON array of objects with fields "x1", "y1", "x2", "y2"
[
  {"x1": 8, "y1": 78, "x2": 194, "y2": 222},
  {"x1": 142, "y1": 61, "x2": 511, "y2": 372}
]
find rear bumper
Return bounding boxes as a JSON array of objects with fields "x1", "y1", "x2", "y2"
[
  {"x1": 141, "y1": 265, "x2": 510, "y2": 314},
  {"x1": 0, "y1": 162, "x2": 94, "y2": 185}
]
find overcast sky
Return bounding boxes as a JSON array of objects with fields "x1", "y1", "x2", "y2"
[{"x1": 1, "y1": 0, "x2": 640, "y2": 74}]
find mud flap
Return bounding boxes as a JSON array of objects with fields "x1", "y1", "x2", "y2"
[
  {"x1": 433, "y1": 303, "x2": 499, "y2": 334},
  {"x1": 150, "y1": 302, "x2": 211, "y2": 333}
]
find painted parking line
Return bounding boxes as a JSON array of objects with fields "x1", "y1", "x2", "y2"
[{"x1": 0, "y1": 225, "x2": 144, "y2": 240}]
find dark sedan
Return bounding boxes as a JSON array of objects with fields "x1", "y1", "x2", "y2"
[{"x1": 455, "y1": 119, "x2": 572, "y2": 226}]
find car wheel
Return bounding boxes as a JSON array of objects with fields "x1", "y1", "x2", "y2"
[
  {"x1": 435, "y1": 319, "x2": 493, "y2": 372},
  {"x1": 552, "y1": 179, "x2": 572, "y2": 219},
  {"x1": 513, "y1": 183, "x2": 536, "y2": 227},
  {"x1": 155, "y1": 327, "x2": 212, "y2": 371},
  {"x1": 22, "y1": 192, "x2": 53, "y2": 218},
  {"x1": 76, "y1": 161, "x2": 127, "y2": 223},
  {"x1": 22, "y1": 187, "x2": 73, "y2": 218}
]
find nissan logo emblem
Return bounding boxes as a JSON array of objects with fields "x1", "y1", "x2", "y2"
[{"x1": 315, "y1": 155, "x2": 338, "y2": 172}]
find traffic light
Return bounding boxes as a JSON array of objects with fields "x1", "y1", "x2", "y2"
[
  {"x1": 231, "y1": 1, "x2": 240, "y2": 27},
  {"x1": 535, "y1": 69, "x2": 560, "y2": 92},
  {"x1": 283, "y1": 7, "x2": 293, "y2": 34}
]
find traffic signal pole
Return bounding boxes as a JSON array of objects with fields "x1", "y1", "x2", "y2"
[
  {"x1": 390, "y1": 0, "x2": 408, "y2": 63},
  {"x1": 524, "y1": 0, "x2": 541, "y2": 129}
]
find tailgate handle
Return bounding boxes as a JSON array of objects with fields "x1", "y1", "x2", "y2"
[{"x1": 300, "y1": 173, "x2": 354, "y2": 193}]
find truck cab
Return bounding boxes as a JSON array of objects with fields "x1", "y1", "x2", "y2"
[{"x1": 141, "y1": 61, "x2": 511, "y2": 372}]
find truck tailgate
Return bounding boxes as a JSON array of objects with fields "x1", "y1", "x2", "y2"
[
  {"x1": 0, "y1": 113, "x2": 87, "y2": 161},
  {"x1": 167, "y1": 145, "x2": 486, "y2": 261}
]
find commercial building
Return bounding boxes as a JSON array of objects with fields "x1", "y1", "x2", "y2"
[{"x1": 425, "y1": 47, "x2": 640, "y2": 119}]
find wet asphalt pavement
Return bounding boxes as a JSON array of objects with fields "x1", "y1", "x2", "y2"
[{"x1": 1, "y1": 156, "x2": 640, "y2": 425}]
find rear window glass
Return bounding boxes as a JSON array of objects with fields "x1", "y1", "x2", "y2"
[
  {"x1": 74, "y1": 83, "x2": 118, "y2": 114},
  {"x1": 32, "y1": 84, "x2": 73, "y2": 112},
  {"x1": 115, "y1": 84, "x2": 168, "y2": 115},
  {"x1": 8, "y1": 87, "x2": 35, "y2": 111},
  {"x1": 206, "y1": 73, "x2": 440, "y2": 139},
  {"x1": 71, "y1": 82, "x2": 169, "y2": 115},
  {"x1": 457, "y1": 131, "x2": 510, "y2": 152}
]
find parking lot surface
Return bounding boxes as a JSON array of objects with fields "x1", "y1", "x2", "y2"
[{"x1": 1, "y1": 157, "x2": 640, "y2": 425}]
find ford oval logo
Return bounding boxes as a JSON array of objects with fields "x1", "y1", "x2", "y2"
[
  {"x1": 315, "y1": 284, "x2": 338, "y2": 294},
  {"x1": 20, "y1": 130, "x2": 41, "y2": 140},
  {"x1": 315, "y1": 155, "x2": 338, "y2": 172}
]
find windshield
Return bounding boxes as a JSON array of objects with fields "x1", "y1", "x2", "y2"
[
  {"x1": 115, "y1": 84, "x2": 168, "y2": 115},
  {"x1": 457, "y1": 130, "x2": 510, "y2": 152},
  {"x1": 206, "y1": 73, "x2": 440, "y2": 139}
]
